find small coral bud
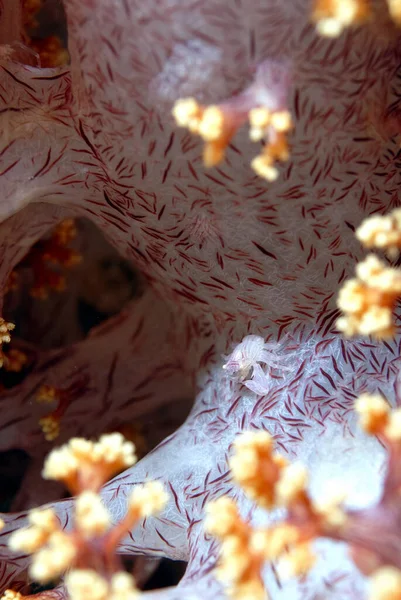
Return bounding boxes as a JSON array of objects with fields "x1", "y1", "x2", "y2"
[
  {"x1": 203, "y1": 140, "x2": 226, "y2": 167},
  {"x1": 1, "y1": 591, "x2": 22, "y2": 600},
  {"x1": 205, "y1": 497, "x2": 242, "y2": 538},
  {"x1": 9, "y1": 507, "x2": 58, "y2": 553},
  {"x1": 388, "y1": 0, "x2": 401, "y2": 26},
  {"x1": 336, "y1": 254, "x2": 401, "y2": 339},
  {"x1": 277, "y1": 542, "x2": 316, "y2": 579},
  {"x1": 218, "y1": 535, "x2": 252, "y2": 580},
  {"x1": 0, "y1": 318, "x2": 15, "y2": 341},
  {"x1": 42, "y1": 444, "x2": 79, "y2": 485},
  {"x1": 356, "y1": 255, "x2": 401, "y2": 293},
  {"x1": 251, "y1": 155, "x2": 279, "y2": 182},
  {"x1": 42, "y1": 433, "x2": 137, "y2": 492},
  {"x1": 5, "y1": 270, "x2": 18, "y2": 294},
  {"x1": 110, "y1": 572, "x2": 139, "y2": 600},
  {"x1": 30, "y1": 531, "x2": 76, "y2": 582},
  {"x1": 0, "y1": 318, "x2": 15, "y2": 367},
  {"x1": 229, "y1": 431, "x2": 284, "y2": 508},
  {"x1": 30, "y1": 286, "x2": 49, "y2": 300},
  {"x1": 356, "y1": 209, "x2": 401, "y2": 257},
  {"x1": 233, "y1": 430, "x2": 273, "y2": 453},
  {"x1": 369, "y1": 566, "x2": 401, "y2": 600},
  {"x1": 249, "y1": 529, "x2": 271, "y2": 557},
  {"x1": 1, "y1": 349, "x2": 28, "y2": 373},
  {"x1": 39, "y1": 415, "x2": 60, "y2": 441},
  {"x1": 249, "y1": 107, "x2": 271, "y2": 141},
  {"x1": 198, "y1": 106, "x2": 225, "y2": 141},
  {"x1": 314, "y1": 484, "x2": 348, "y2": 528},
  {"x1": 54, "y1": 219, "x2": 77, "y2": 245},
  {"x1": 36, "y1": 385, "x2": 59, "y2": 404},
  {"x1": 65, "y1": 569, "x2": 108, "y2": 600},
  {"x1": 385, "y1": 408, "x2": 401, "y2": 441},
  {"x1": 316, "y1": 15, "x2": 346, "y2": 36},
  {"x1": 266, "y1": 524, "x2": 300, "y2": 560},
  {"x1": 28, "y1": 508, "x2": 58, "y2": 532},
  {"x1": 172, "y1": 97, "x2": 202, "y2": 130},
  {"x1": 359, "y1": 306, "x2": 394, "y2": 338},
  {"x1": 9, "y1": 526, "x2": 48, "y2": 554},
  {"x1": 270, "y1": 110, "x2": 292, "y2": 132},
  {"x1": 313, "y1": 0, "x2": 369, "y2": 37},
  {"x1": 128, "y1": 481, "x2": 168, "y2": 518},
  {"x1": 337, "y1": 279, "x2": 367, "y2": 315},
  {"x1": 276, "y1": 463, "x2": 308, "y2": 507},
  {"x1": 232, "y1": 580, "x2": 266, "y2": 600},
  {"x1": 355, "y1": 394, "x2": 390, "y2": 434},
  {"x1": 94, "y1": 433, "x2": 136, "y2": 466},
  {"x1": 75, "y1": 492, "x2": 110, "y2": 537}
]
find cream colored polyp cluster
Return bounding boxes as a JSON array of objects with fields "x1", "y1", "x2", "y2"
[
  {"x1": 5, "y1": 434, "x2": 169, "y2": 600},
  {"x1": 313, "y1": 0, "x2": 369, "y2": 37},
  {"x1": 356, "y1": 208, "x2": 401, "y2": 258},
  {"x1": 172, "y1": 98, "x2": 292, "y2": 182},
  {"x1": 352, "y1": 397, "x2": 401, "y2": 597},
  {"x1": 66, "y1": 570, "x2": 139, "y2": 600},
  {"x1": 42, "y1": 432, "x2": 137, "y2": 493},
  {"x1": 337, "y1": 208, "x2": 401, "y2": 339},
  {"x1": 355, "y1": 393, "x2": 401, "y2": 441},
  {"x1": 336, "y1": 255, "x2": 401, "y2": 338},
  {"x1": 0, "y1": 318, "x2": 14, "y2": 368},
  {"x1": 369, "y1": 567, "x2": 401, "y2": 600},
  {"x1": 228, "y1": 430, "x2": 287, "y2": 508},
  {"x1": 205, "y1": 431, "x2": 347, "y2": 599},
  {"x1": 313, "y1": 0, "x2": 401, "y2": 37},
  {"x1": 8, "y1": 507, "x2": 75, "y2": 582}
]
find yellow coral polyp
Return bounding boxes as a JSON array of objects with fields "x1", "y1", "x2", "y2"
[
  {"x1": 75, "y1": 492, "x2": 111, "y2": 537},
  {"x1": 388, "y1": 0, "x2": 401, "y2": 25},
  {"x1": 275, "y1": 463, "x2": 308, "y2": 507},
  {"x1": 8, "y1": 435, "x2": 168, "y2": 598},
  {"x1": 0, "y1": 319, "x2": 14, "y2": 345},
  {"x1": 172, "y1": 97, "x2": 202, "y2": 131},
  {"x1": 355, "y1": 393, "x2": 401, "y2": 443},
  {"x1": 277, "y1": 542, "x2": 316, "y2": 579},
  {"x1": 65, "y1": 569, "x2": 139, "y2": 600},
  {"x1": 36, "y1": 384, "x2": 59, "y2": 404},
  {"x1": 206, "y1": 430, "x2": 352, "y2": 599},
  {"x1": 205, "y1": 497, "x2": 266, "y2": 600},
  {"x1": 355, "y1": 394, "x2": 390, "y2": 434},
  {"x1": 42, "y1": 433, "x2": 137, "y2": 493},
  {"x1": 198, "y1": 106, "x2": 225, "y2": 141},
  {"x1": 0, "y1": 318, "x2": 15, "y2": 369},
  {"x1": 39, "y1": 414, "x2": 60, "y2": 441},
  {"x1": 356, "y1": 208, "x2": 401, "y2": 257},
  {"x1": 30, "y1": 531, "x2": 77, "y2": 582},
  {"x1": 369, "y1": 566, "x2": 401, "y2": 600},
  {"x1": 249, "y1": 107, "x2": 271, "y2": 141},
  {"x1": 313, "y1": 0, "x2": 370, "y2": 37},
  {"x1": 229, "y1": 430, "x2": 286, "y2": 508},
  {"x1": 1, "y1": 591, "x2": 23, "y2": 600},
  {"x1": 128, "y1": 481, "x2": 169, "y2": 518},
  {"x1": 251, "y1": 155, "x2": 279, "y2": 182},
  {"x1": 3, "y1": 349, "x2": 28, "y2": 372},
  {"x1": 336, "y1": 255, "x2": 401, "y2": 338}
]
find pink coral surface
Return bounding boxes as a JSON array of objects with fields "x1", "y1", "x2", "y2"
[{"x1": 1, "y1": 0, "x2": 401, "y2": 598}]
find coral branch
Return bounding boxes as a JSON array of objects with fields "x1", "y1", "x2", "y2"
[
  {"x1": 206, "y1": 397, "x2": 401, "y2": 599},
  {"x1": 172, "y1": 60, "x2": 292, "y2": 182},
  {"x1": 5, "y1": 434, "x2": 168, "y2": 600}
]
